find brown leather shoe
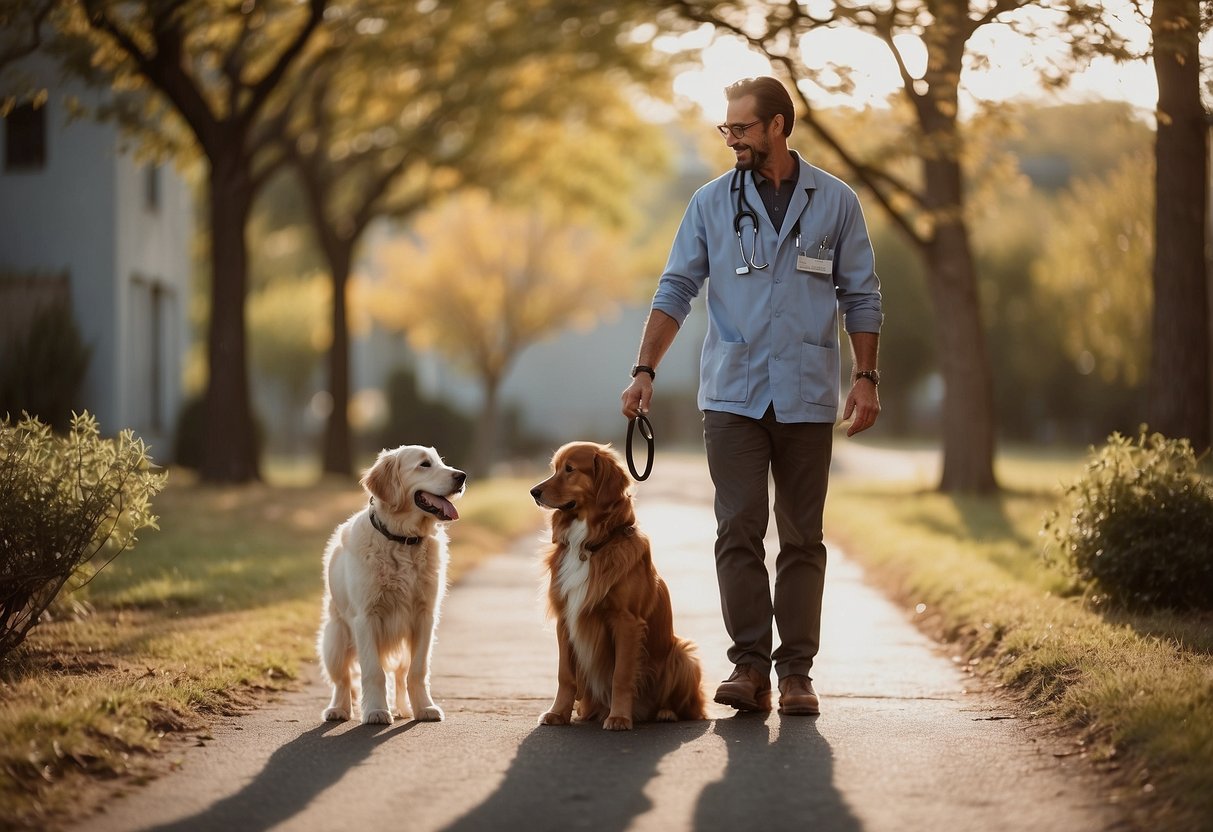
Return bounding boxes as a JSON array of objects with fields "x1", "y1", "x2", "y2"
[
  {"x1": 778, "y1": 675, "x2": 820, "y2": 715},
  {"x1": 713, "y1": 663, "x2": 773, "y2": 712}
]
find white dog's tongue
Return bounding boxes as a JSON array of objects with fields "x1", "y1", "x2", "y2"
[{"x1": 420, "y1": 492, "x2": 459, "y2": 521}]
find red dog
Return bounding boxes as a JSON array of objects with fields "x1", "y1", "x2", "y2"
[{"x1": 530, "y1": 442, "x2": 706, "y2": 730}]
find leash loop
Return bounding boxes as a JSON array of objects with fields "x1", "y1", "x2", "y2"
[{"x1": 626, "y1": 412, "x2": 654, "y2": 481}]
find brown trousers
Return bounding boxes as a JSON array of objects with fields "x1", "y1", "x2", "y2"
[{"x1": 703, "y1": 407, "x2": 833, "y2": 680}]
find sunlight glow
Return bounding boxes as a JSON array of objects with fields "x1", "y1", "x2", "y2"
[
  {"x1": 668, "y1": 35, "x2": 771, "y2": 122},
  {"x1": 666, "y1": 4, "x2": 1165, "y2": 123}
]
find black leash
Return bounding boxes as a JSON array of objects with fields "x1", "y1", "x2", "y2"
[{"x1": 626, "y1": 412, "x2": 654, "y2": 481}]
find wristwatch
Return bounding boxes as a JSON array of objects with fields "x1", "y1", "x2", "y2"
[
  {"x1": 631, "y1": 364, "x2": 656, "y2": 380},
  {"x1": 854, "y1": 369, "x2": 880, "y2": 386}
]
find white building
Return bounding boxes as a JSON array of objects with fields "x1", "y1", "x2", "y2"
[{"x1": 0, "y1": 56, "x2": 192, "y2": 459}]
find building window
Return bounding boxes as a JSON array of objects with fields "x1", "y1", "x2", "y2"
[
  {"x1": 152, "y1": 284, "x2": 167, "y2": 431},
  {"x1": 4, "y1": 103, "x2": 47, "y2": 171},
  {"x1": 128, "y1": 276, "x2": 175, "y2": 435},
  {"x1": 145, "y1": 164, "x2": 160, "y2": 212}
]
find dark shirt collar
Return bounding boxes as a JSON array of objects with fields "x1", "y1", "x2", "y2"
[{"x1": 752, "y1": 150, "x2": 801, "y2": 189}]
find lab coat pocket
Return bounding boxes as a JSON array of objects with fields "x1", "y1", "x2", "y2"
[
  {"x1": 799, "y1": 341, "x2": 836, "y2": 406},
  {"x1": 704, "y1": 340, "x2": 750, "y2": 402}
]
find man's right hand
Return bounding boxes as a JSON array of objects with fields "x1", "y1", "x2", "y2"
[{"x1": 621, "y1": 376, "x2": 652, "y2": 419}]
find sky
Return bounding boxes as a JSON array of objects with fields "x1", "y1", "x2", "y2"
[{"x1": 656, "y1": 7, "x2": 1168, "y2": 124}]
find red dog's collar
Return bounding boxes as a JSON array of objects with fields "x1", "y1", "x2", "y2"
[{"x1": 581, "y1": 524, "x2": 636, "y2": 560}]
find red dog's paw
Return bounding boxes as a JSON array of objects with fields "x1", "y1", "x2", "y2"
[
  {"x1": 603, "y1": 715, "x2": 633, "y2": 731},
  {"x1": 539, "y1": 711, "x2": 570, "y2": 726}
]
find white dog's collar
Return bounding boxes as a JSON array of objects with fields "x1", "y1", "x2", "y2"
[{"x1": 368, "y1": 498, "x2": 422, "y2": 546}]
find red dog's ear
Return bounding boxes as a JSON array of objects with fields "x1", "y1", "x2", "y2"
[
  {"x1": 362, "y1": 450, "x2": 402, "y2": 507},
  {"x1": 592, "y1": 445, "x2": 631, "y2": 513}
]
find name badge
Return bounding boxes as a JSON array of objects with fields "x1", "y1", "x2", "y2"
[{"x1": 797, "y1": 252, "x2": 832, "y2": 275}]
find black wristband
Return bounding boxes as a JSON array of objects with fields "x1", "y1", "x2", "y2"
[{"x1": 631, "y1": 364, "x2": 656, "y2": 380}]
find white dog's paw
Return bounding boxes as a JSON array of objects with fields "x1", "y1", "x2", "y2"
[
  {"x1": 322, "y1": 707, "x2": 350, "y2": 722},
  {"x1": 362, "y1": 708, "x2": 393, "y2": 725},
  {"x1": 417, "y1": 705, "x2": 444, "y2": 722}
]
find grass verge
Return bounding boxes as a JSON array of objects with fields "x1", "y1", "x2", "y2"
[
  {"x1": 0, "y1": 468, "x2": 543, "y2": 831},
  {"x1": 825, "y1": 449, "x2": 1213, "y2": 830}
]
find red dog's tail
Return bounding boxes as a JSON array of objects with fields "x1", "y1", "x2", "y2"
[{"x1": 657, "y1": 636, "x2": 708, "y2": 721}]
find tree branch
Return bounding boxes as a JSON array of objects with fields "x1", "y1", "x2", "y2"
[
  {"x1": 770, "y1": 49, "x2": 928, "y2": 248},
  {"x1": 0, "y1": 0, "x2": 55, "y2": 70},
  {"x1": 242, "y1": 0, "x2": 325, "y2": 127},
  {"x1": 673, "y1": 0, "x2": 928, "y2": 246},
  {"x1": 970, "y1": 0, "x2": 1031, "y2": 35},
  {"x1": 83, "y1": 1, "x2": 219, "y2": 155},
  {"x1": 221, "y1": 5, "x2": 255, "y2": 120}
]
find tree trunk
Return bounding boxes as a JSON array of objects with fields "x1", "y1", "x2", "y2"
[
  {"x1": 200, "y1": 151, "x2": 260, "y2": 483},
  {"x1": 322, "y1": 247, "x2": 354, "y2": 476},
  {"x1": 1148, "y1": 0, "x2": 1210, "y2": 451},
  {"x1": 922, "y1": 148, "x2": 998, "y2": 493}
]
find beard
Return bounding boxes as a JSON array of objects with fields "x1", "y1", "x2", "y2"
[{"x1": 733, "y1": 140, "x2": 769, "y2": 173}]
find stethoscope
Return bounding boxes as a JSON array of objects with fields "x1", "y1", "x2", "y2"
[
  {"x1": 732, "y1": 168, "x2": 768, "y2": 275},
  {"x1": 732, "y1": 168, "x2": 813, "y2": 276}
]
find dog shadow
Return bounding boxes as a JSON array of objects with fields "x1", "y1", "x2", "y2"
[
  {"x1": 441, "y1": 719, "x2": 711, "y2": 832},
  {"x1": 143, "y1": 719, "x2": 419, "y2": 832},
  {"x1": 693, "y1": 713, "x2": 863, "y2": 831}
]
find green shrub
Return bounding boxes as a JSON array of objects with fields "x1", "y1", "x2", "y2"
[
  {"x1": 0, "y1": 412, "x2": 166, "y2": 660},
  {"x1": 1043, "y1": 428, "x2": 1213, "y2": 611},
  {"x1": 0, "y1": 299, "x2": 91, "y2": 432}
]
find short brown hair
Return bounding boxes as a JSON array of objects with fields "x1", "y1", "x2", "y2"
[{"x1": 725, "y1": 76, "x2": 795, "y2": 137}]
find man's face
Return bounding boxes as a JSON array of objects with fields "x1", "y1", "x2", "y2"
[{"x1": 724, "y1": 94, "x2": 771, "y2": 172}]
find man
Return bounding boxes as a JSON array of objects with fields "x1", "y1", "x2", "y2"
[{"x1": 620, "y1": 76, "x2": 883, "y2": 716}]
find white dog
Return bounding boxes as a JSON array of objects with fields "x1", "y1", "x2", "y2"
[{"x1": 318, "y1": 445, "x2": 466, "y2": 724}]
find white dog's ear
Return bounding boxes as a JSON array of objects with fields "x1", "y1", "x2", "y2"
[{"x1": 362, "y1": 450, "x2": 403, "y2": 507}]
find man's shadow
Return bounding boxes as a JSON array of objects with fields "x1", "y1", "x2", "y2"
[
  {"x1": 442, "y1": 719, "x2": 711, "y2": 832},
  {"x1": 144, "y1": 719, "x2": 417, "y2": 832},
  {"x1": 693, "y1": 713, "x2": 862, "y2": 831}
]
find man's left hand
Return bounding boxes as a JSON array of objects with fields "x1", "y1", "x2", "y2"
[{"x1": 843, "y1": 380, "x2": 880, "y2": 437}]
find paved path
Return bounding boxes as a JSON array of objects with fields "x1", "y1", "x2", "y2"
[{"x1": 75, "y1": 453, "x2": 1127, "y2": 832}]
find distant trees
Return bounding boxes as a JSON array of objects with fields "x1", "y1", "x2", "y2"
[
  {"x1": 866, "y1": 101, "x2": 1153, "y2": 443},
  {"x1": 1032, "y1": 153, "x2": 1153, "y2": 389},
  {"x1": 364, "y1": 190, "x2": 650, "y2": 475},
  {"x1": 278, "y1": 0, "x2": 670, "y2": 475},
  {"x1": 246, "y1": 274, "x2": 329, "y2": 452}
]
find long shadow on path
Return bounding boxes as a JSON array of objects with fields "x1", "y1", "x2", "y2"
[
  {"x1": 144, "y1": 720, "x2": 418, "y2": 832},
  {"x1": 442, "y1": 719, "x2": 711, "y2": 832},
  {"x1": 694, "y1": 713, "x2": 862, "y2": 831}
]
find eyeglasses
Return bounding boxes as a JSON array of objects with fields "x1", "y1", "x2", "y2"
[{"x1": 716, "y1": 119, "x2": 764, "y2": 139}]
